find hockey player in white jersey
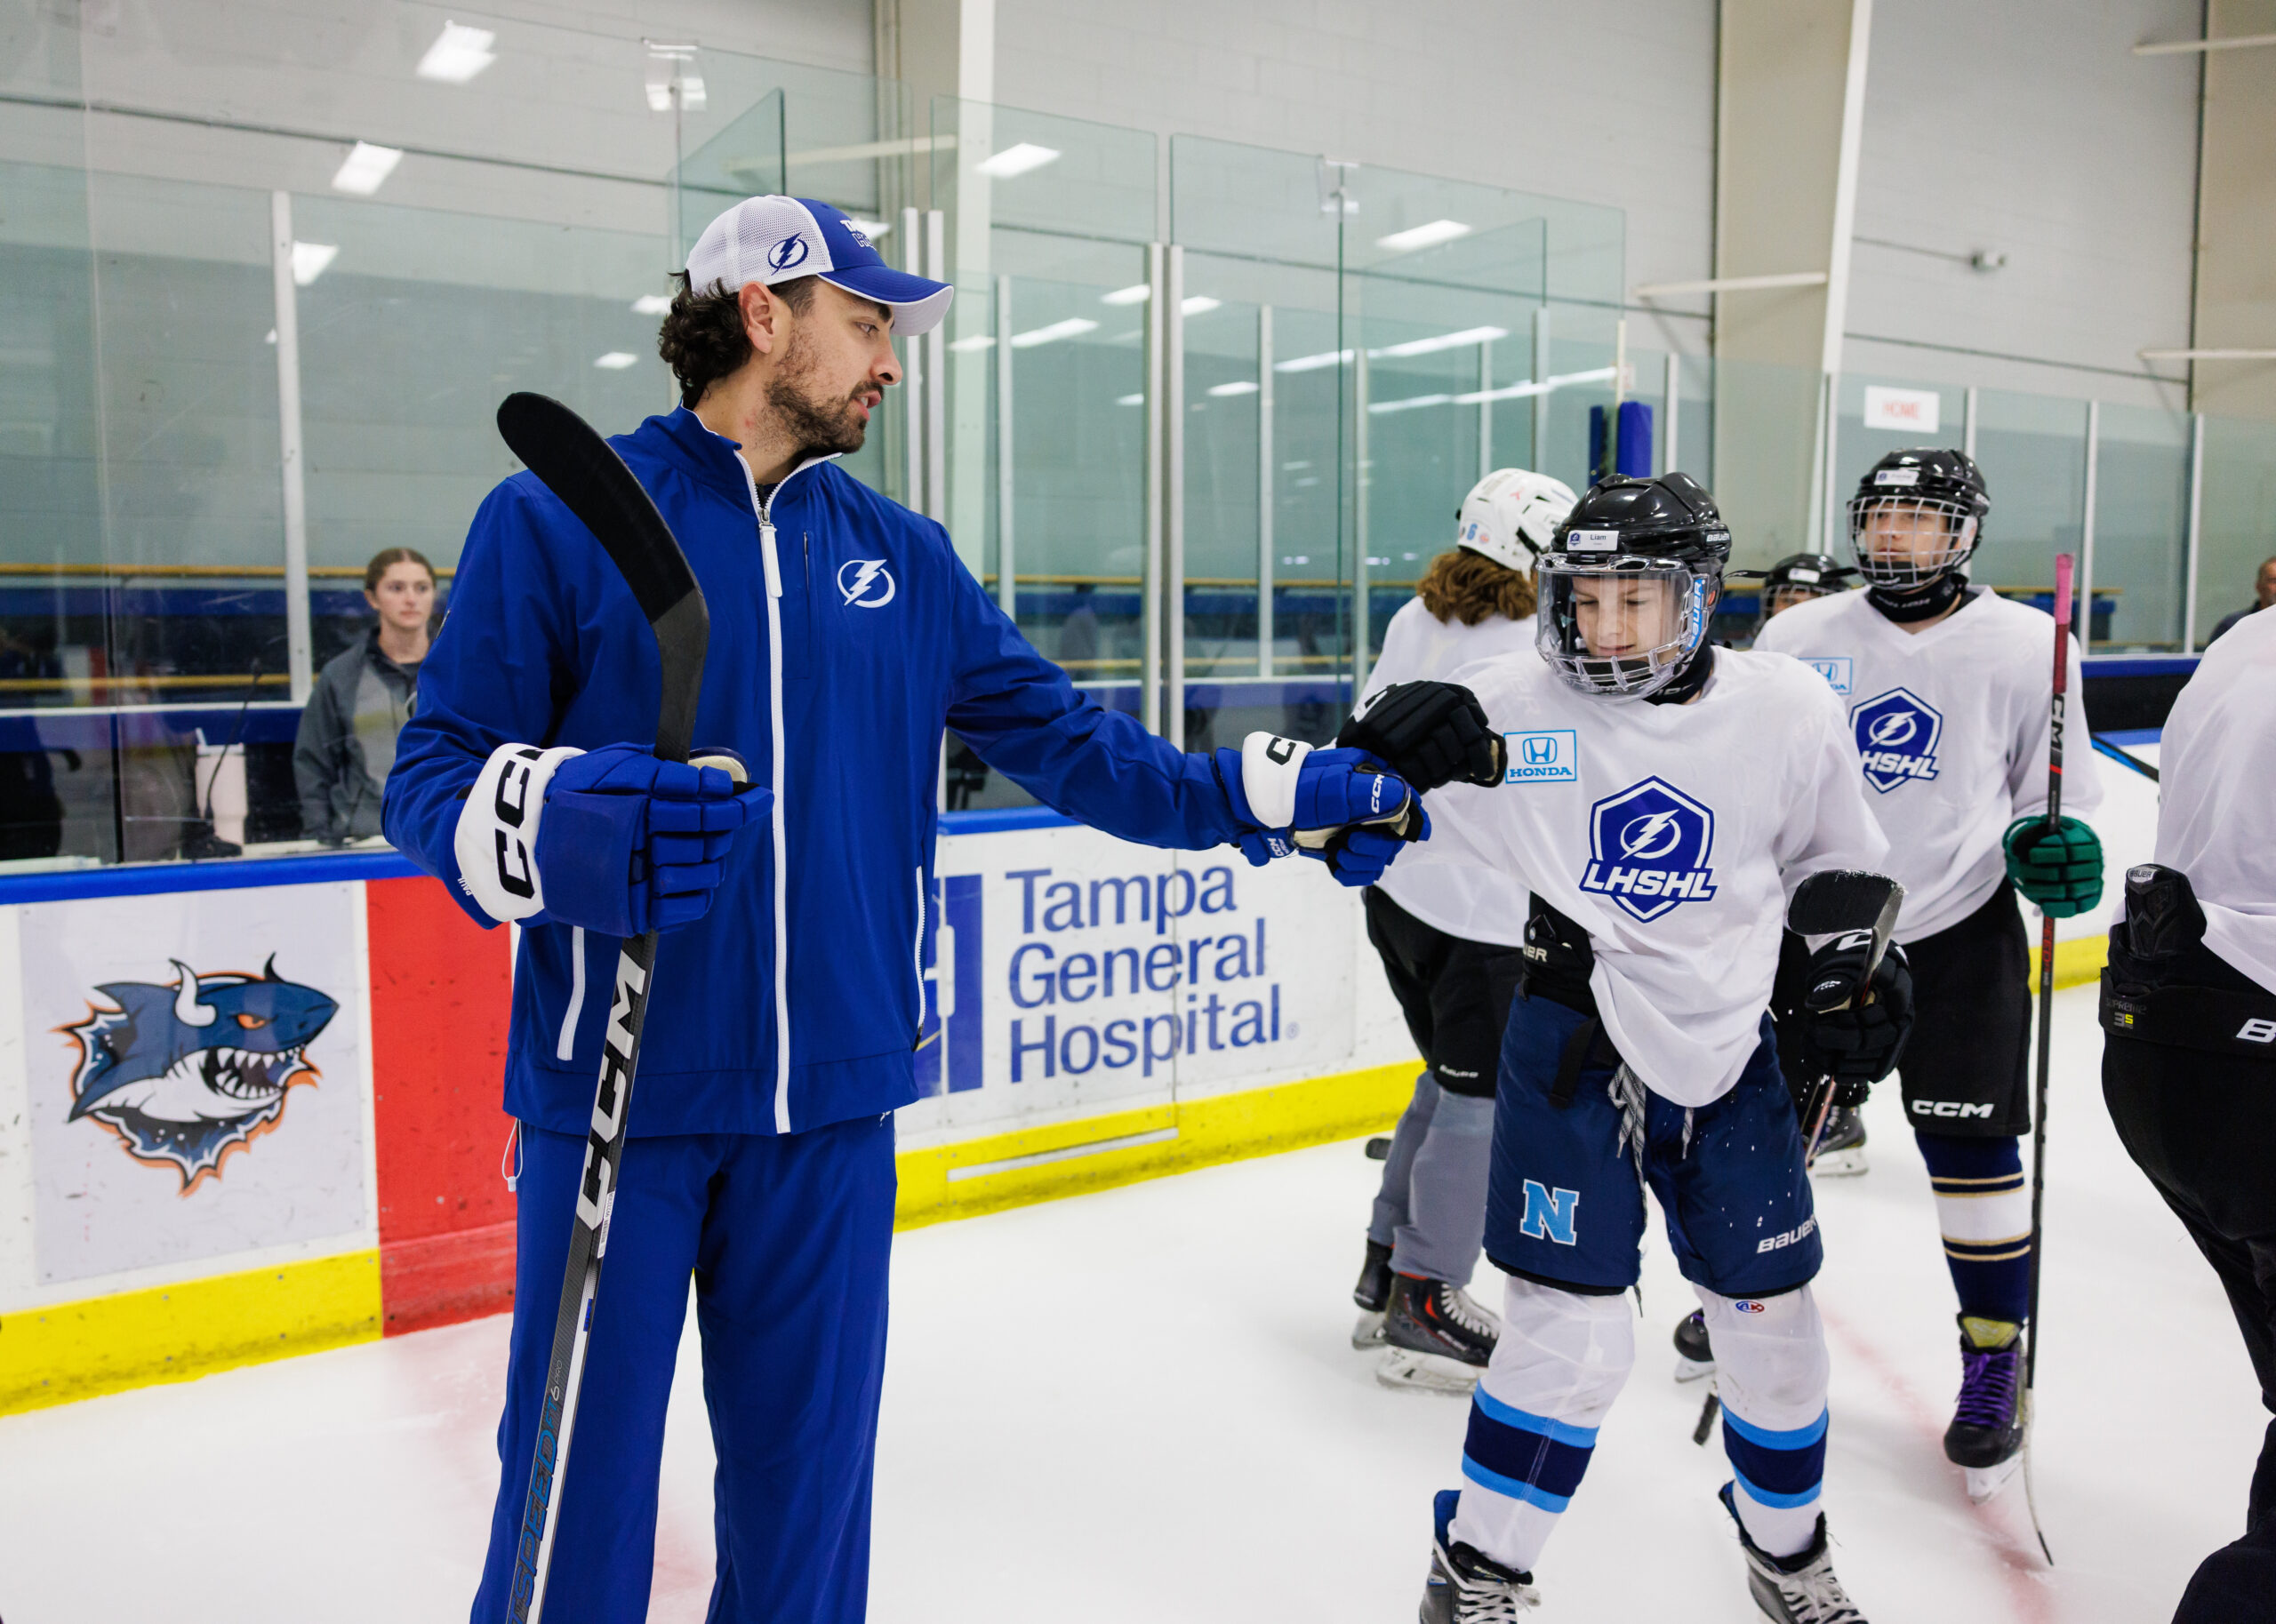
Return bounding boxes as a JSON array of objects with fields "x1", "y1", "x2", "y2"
[
  {"x1": 1402, "y1": 474, "x2": 1909, "y2": 1623},
  {"x1": 1350, "y1": 469, "x2": 1577, "y2": 1392},
  {"x1": 1746, "y1": 448, "x2": 2104, "y2": 1502}
]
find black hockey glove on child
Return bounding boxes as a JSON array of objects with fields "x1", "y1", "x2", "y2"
[
  {"x1": 1799, "y1": 938, "x2": 1914, "y2": 1106},
  {"x1": 1334, "y1": 680, "x2": 1504, "y2": 790}
]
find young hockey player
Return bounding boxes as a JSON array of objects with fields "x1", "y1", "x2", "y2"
[
  {"x1": 1750, "y1": 552, "x2": 1860, "y2": 628},
  {"x1": 381, "y1": 196, "x2": 1475, "y2": 1624},
  {"x1": 1740, "y1": 447, "x2": 2103, "y2": 1503},
  {"x1": 1351, "y1": 468, "x2": 1577, "y2": 1392},
  {"x1": 1403, "y1": 473, "x2": 1910, "y2": 1622},
  {"x1": 2101, "y1": 608, "x2": 2276, "y2": 1620}
]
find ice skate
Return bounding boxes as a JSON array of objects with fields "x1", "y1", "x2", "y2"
[
  {"x1": 1719, "y1": 1483, "x2": 1868, "y2": 1623},
  {"x1": 1943, "y1": 1315, "x2": 2025, "y2": 1501},
  {"x1": 1673, "y1": 1308, "x2": 1715, "y2": 1382},
  {"x1": 1379, "y1": 1274, "x2": 1499, "y2": 1393},
  {"x1": 1353, "y1": 1239, "x2": 1392, "y2": 1348},
  {"x1": 1421, "y1": 1488, "x2": 1539, "y2": 1621},
  {"x1": 1810, "y1": 1105, "x2": 1869, "y2": 1177}
]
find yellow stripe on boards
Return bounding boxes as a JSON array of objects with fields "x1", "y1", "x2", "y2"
[
  {"x1": 894, "y1": 1060, "x2": 1419, "y2": 1230},
  {"x1": 2031, "y1": 932, "x2": 2108, "y2": 992},
  {"x1": 0, "y1": 1250, "x2": 381, "y2": 1418}
]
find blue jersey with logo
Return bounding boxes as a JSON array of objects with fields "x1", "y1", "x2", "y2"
[{"x1": 385, "y1": 406, "x2": 1246, "y2": 1138}]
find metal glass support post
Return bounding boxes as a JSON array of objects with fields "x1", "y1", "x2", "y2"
[
  {"x1": 1963, "y1": 386, "x2": 1979, "y2": 459},
  {"x1": 1165, "y1": 245, "x2": 1187, "y2": 750},
  {"x1": 1477, "y1": 338, "x2": 1494, "y2": 480},
  {"x1": 270, "y1": 191, "x2": 312, "y2": 702},
  {"x1": 924, "y1": 209, "x2": 947, "y2": 523},
  {"x1": 2184, "y1": 412, "x2": 2204, "y2": 650},
  {"x1": 1530, "y1": 307, "x2": 1551, "y2": 470},
  {"x1": 1257, "y1": 305, "x2": 1275, "y2": 680},
  {"x1": 2078, "y1": 400, "x2": 2099, "y2": 649},
  {"x1": 1663, "y1": 351, "x2": 1681, "y2": 476},
  {"x1": 902, "y1": 206, "x2": 923, "y2": 512},
  {"x1": 1142, "y1": 243, "x2": 1166, "y2": 737},
  {"x1": 1353, "y1": 344, "x2": 1371, "y2": 699},
  {"x1": 994, "y1": 274, "x2": 1014, "y2": 620}
]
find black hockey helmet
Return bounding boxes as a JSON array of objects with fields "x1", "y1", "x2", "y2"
[
  {"x1": 1535, "y1": 473, "x2": 1731, "y2": 699},
  {"x1": 1847, "y1": 448, "x2": 1990, "y2": 588},
  {"x1": 1741, "y1": 551, "x2": 1860, "y2": 624}
]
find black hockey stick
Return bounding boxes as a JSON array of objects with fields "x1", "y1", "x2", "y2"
[
  {"x1": 493, "y1": 392, "x2": 712, "y2": 1624},
  {"x1": 1789, "y1": 869, "x2": 1905, "y2": 1164},
  {"x1": 2090, "y1": 733, "x2": 2159, "y2": 783},
  {"x1": 2017, "y1": 554, "x2": 2075, "y2": 1567}
]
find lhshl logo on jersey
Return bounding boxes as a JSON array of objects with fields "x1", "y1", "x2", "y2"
[
  {"x1": 1578, "y1": 777, "x2": 1718, "y2": 922},
  {"x1": 1851, "y1": 687, "x2": 1943, "y2": 794}
]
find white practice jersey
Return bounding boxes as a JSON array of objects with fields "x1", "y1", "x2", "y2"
[
  {"x1": 1755, "y1": 587, "x2": 2102, "y2": 942},
  {"x1": 1364, "y1": 598, "x2": 1536, "y2": 948},
  {"x1": 1409, "y1": 647, "x2": 1889, "y2": 1108},
  {"x1": 2153, "y1": 606, "x2": 2276, "y2": 995}
]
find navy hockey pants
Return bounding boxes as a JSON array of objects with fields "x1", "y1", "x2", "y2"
[{"x1": 471, "y1": 1112, "x2": 896, "y2": 1624}]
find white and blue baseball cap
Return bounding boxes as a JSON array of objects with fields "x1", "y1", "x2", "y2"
[{"x1": 684, "y1": 196, "x2": 953, "y2": 336}]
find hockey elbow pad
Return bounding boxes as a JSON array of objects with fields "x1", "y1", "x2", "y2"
[{"x1": 1334, "y1": 680, "x2": 1504, "y2": 790}]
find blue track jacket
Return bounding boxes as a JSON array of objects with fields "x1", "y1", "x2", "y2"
[{"x1": 386, "y1": 406, "x2": 1250, "y2": 1139}]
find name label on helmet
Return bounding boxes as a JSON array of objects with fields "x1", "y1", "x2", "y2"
[
  {"x1": 1873, "y1": 468, "x2": 1920, "y2": 488},
  {"x1": 1566, "y1": 529, "x2": 1619, "y2": 552},
  {"x1": 1788, "y1": 566, "x2": 1820, "y2": 584}
]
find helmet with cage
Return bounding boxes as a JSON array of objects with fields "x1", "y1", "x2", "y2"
[
  {"x1": 1455, "y1": 468, "x2": 1580, "y2": 573},
  {"x1": 1754, "y1": 551, "x2": 1858, "y2": 624},
  {"x1": 1535, "y1": 473, "x2": 1732, "y2": 700},
  {"x1": 1847, "y1": 448, "x2": 1990, "y2": 589}
]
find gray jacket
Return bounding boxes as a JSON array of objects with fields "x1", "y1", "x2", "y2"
[{"x1": 293, "y1": 630, "x2": 421, "y2": 841}]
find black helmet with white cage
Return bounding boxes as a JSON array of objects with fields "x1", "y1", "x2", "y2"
[
  {"x1": 1750, "y1": 551, "x2": 1859, "y2": 626},
  {"x1": 1535, "y1": 473, "x2": 1732, "y2": 700},
  {"x1": 1847, "y1": 448, "x2": 1990, "y2": 589}
]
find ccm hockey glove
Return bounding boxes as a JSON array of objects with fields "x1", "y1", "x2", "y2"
[
  {"x1": 1215, "y1": 733, "x2": 1422, "y2": 885},
  {"x1": 1334, "y1": 680, "x2": 1504, "y2": 790},
  {"x1": 1799, "y1": 939, "x2": 1914, "y2": 1103},
  {"x1": 2003, "y1": 814, "x2": 2104, "y2": 917},
  {"x1": 454, "y1": 741, "x2": 767, "y2": 937}
]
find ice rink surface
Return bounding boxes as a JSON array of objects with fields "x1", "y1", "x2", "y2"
[{"x1": 1, "y1": 985, "x2": 2256, "y2": 1623}]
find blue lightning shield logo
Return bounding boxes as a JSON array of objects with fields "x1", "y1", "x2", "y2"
[
  {"x1": 1850, "y1": 687, "x2": 1943, "y2": 793},
  {"x1": 1578, "y1": 777, "x2": 1719, "y2": 923}
]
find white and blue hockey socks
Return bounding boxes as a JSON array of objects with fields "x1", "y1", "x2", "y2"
[
  {"x1": 1449, "y1": 1277, "x2": 1635, "y2": 1574},
  {"x1": 1700, "y1": 1284, "x2": 1832, "y2": 1559}
]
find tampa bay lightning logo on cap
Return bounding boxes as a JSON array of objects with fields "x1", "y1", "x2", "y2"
[
  {"x1": 767, "y1": 235, "x2": 811, "y2": 272},
  {"x1": 1579, "y1": 776, "x2": 1718, "y2": 922},
  {"x1": 1850, "y1": 687, "x2": 1943, "y2": 793}
]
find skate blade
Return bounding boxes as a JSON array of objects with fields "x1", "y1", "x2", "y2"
[
  {"x1": 1351, "y1": 1310, "x2": 1387, "y2": 1350},
  {"x1": 1674, "y1": 1354, "x2": 1716, "y2": 1384},
  {"x1": 1812, "y1": 1146, "x2": 1870, "y2": 1178},
  {"x1": 1964, "y1": 1455, "x2": 2023, "y2": 1504},
  {"x1": 1377, "y1": 1346, "x2": 1483, "y2": 1394}
]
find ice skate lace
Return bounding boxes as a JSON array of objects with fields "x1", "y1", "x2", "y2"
[
  {"x1": 1450, "y1": 1564, "x2": 1538, "y2": 1620},
  {"x1": 1953, "y1": 1345, "x2": 2020, "y2": 1429},
  {"x1": 1435, "y1": 1283, "x2": 1497, "y2": 1339},
  {"x1": 1765, "y1": 1557, "x2": 1863, "y2": 1624}
]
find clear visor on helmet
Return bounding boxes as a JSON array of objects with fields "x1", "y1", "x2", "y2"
[
  {"x1": 1847, "y1": 494, "x2": 1979, "y2": 587},
  {"x1": 1535, "y1": 555, "x2": 1717, "y2": 699}
]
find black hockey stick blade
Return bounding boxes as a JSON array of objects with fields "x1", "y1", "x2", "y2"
[
  {"x1": 1692, "y1": 1386, "x2": 1720, "y2": 1447},
  {"x1": 497, "y1": 391, "x2": 709, "y2": 763},
  {"x1": 1787, "y1": 869, "x2": 1903, "y2": 946},
  {"x1": 2091, "y1": 734, "x2": 2160, "y2": 783}
]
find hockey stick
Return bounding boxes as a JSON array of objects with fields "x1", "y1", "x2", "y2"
[
  {"x1": 2017, "y1": 553, "x2": 2073, "y2": 1568},
  {"x1": 493, "y1": 392, "x2": 713, "y2": 1624},
  {"x1": 2090, "y1": 734, "x2": 2160, "y2": 783}
]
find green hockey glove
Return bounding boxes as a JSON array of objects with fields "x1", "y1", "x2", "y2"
[{"x1": 2003, "y1": 814, "x2": 2103, "y2": 917}]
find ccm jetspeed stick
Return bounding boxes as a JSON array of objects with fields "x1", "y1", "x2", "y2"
[{"x1": 493, "y1": 391, "x2": 717, "y2": 1624}]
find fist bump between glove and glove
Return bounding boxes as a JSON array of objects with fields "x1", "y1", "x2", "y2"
[{"x1": 1215, "y1": 680, "x2": 1502, "y2": 889}]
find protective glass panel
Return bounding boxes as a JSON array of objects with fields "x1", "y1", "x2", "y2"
[
  {"x1": 2090, "y1": 403, "x2": 2191, "y2": 652},
  {"x1": 1971, "y1": 389, "x2": 2088, "y2": 621},
  {"x1": 2196, "y1": 414, "x2": 2276, "y2": 649}
]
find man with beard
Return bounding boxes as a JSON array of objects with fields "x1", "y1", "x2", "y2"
[{"x1": 386, "y1": 196, "x2": 1462, "y2": 1623}]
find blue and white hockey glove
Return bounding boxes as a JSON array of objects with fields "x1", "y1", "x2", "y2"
[
  {"x1": 2003, "y1": 814, "x2": 2103, "y2": 918},
  {"x1": 1214, "y1": 732, "x2": 1422, "y2": 886},
  {"x1": 453, "y1": 741, "x2": 767, "y2": 936}
]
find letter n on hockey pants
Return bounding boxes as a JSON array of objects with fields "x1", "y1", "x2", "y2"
[{"x1": 1519, "y1": 1180, "x2": 1581, "y2": 1245}]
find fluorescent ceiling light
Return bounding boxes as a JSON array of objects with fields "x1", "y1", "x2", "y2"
[
  {"x1": 594, "y1": 352, "x2": 639, "y2": 370},
  {"x1": 1116, "y1": 393, "x2": 1145, "y2": 405},
  {"x1": 1009, "y1": 317, "x2": 1097, "y2": 348},
  {"x1": 631, "y1": 293, "x2": 672, "y2": 316},
  {"x1": 1207, "y1": 380, "x2": 1259, "y2": 397},
  {"x1": 976, "y1": 142, "x2": 1062, "y2": 180},
  {"x1": 289, "y1": 242, "x2": 338, "y2": 285},
  {"x1": 1100, "y1": 284, "x2": 1150, "y2": 306},
  {"x1": 1452, "y1": 365, "x2": 1618, "y2": 405},
  {"x1": 1181, "y1": 295, "x2": 1221, "y2": 316},
  {"x1": 331, "y1": 141, "x2": 403, "y2": 196},
  {"x1": 1374, "y1": 219, "x2": 1472, "y2": 255},
  {"x1": 1275, "y1": 348, "x2": 1353, "y2": 373},
  {"x1": 1370, "y1": 324, "x2": 1507, "y2": 359},
  {"x1": 948, "y1": 334, "x2": 996, "y2": 353},
  {"x1": 417, "y1": 21, "x2": 496, "y2": 84}
]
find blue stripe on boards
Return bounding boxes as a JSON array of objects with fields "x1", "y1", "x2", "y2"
[
  {"x1": 1731, "y1": 1466, "x2": 1824, "y2": 1511},
  {"x1": 1459, "y1": 1456, "x2": 1575, "y2": 1515},
  {"x1": 1719, "y1": 1406, "x2": 1828, "y2": 1451},
  {"x1": 1471, "y1": 1387, "x2": 1602, "y2": 1450}
]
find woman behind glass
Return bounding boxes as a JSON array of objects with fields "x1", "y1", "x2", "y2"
[{"x1": 293, "y1": 547, "x2": 435, "y2": 844}]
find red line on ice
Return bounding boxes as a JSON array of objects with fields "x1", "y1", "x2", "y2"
[{"x1": 1820, "y1": 1302, "x2": 2057, "y2": 1623}]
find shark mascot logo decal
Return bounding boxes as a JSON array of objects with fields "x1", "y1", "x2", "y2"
[{"x1": 62, "y1": 958, "x2": 340, "y2": 1191}]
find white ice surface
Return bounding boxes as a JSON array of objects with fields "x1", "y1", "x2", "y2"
[{"x1": 0, "y1": 987, "x2": 2256, "y2": 1622}]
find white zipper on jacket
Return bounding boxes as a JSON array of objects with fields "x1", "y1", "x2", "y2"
[{"x1": 911, "y1": 866, "x2": 926, "y2": 1041}]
